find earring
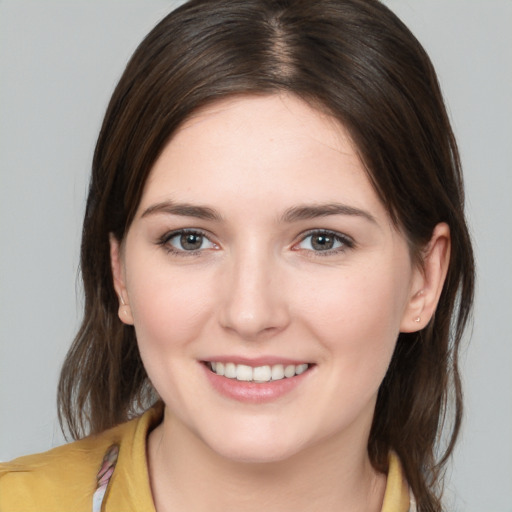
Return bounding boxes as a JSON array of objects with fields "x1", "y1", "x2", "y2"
[{"x1": 414, "y1": 316, "x2": 421, "y2": 323}]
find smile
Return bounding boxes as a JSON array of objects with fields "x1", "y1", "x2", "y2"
[{"x1": 207, "y1": 362, "x2": 310, "y2": 383}]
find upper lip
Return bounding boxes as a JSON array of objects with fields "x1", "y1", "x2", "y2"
[{"x1": 201, "y1": 356, "x2": 312, "y2": 367}]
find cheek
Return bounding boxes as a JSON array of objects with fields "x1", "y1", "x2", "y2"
[
  {"x1": 126, "y1": 260, "x2": 214, "y2": 352},
  {"x1": 302, "y1": 264, "x2": 406, "y2": 333},
  {"x1": 125, "y1": 262, "x2": 217, "y2": 409},
  {"x1": 298, "y1": 262, "x2": 409, "y2": 376}
]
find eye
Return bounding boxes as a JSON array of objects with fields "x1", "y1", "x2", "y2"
[
  {"x1": 294, "y1": 230, "x2": 353, "y2": 254},
  {"x1": 160, "y1": 230, "x2": 217, "y2": 254}
]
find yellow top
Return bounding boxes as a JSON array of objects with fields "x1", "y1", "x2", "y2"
[{"x1": 0, "y1": 405, "x2": 412, "y2": 511}]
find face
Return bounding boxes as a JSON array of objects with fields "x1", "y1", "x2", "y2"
[{"x1": 112, "y1": 94, "x2": 425, "y2": 463}]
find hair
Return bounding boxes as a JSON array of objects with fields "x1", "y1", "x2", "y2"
[{"x1": 58, "y1": 0, "x2": 475, "y2": 509}]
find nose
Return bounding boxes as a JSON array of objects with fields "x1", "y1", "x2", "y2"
[{"x1": 218, "y1": 245, "x2": 290, "y2": 341}]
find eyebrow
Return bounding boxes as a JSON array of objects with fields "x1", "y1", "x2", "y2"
[
  {"x1": 140, "y1": 200, "x2": 376, "y2": 224},
  {"x1": 281, "y1": 203, "x2": 377, "y2": 224},
  {"x1": 141, "y1": 201, "x2": 223, "y2": 221}
]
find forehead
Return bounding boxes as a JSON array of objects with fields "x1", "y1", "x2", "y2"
[
  {"x1": 139, "y1": 94, "x2": 386, "y2": 220},
  {"x1": 175, "y1": 93, "x2": 347, "y2": 145}
]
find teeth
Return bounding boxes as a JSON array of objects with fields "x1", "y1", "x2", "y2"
[
  {"x1": 271, "y1": 364, "x2": 285, "y2": 380},
  {"x1": 295, "y1": 363, "x2": 308, "y2": 375},
  {"x1": 208, "y1": 362, "x2": 309, "y2": 382},
  {"x1": 284, "y1": 364, "x2": 296, "y2": 378},
  {"x1": 216, "y1": 362, "x2": 225, "y2": 376},
  {"x1": 236, "y1": 364, "x2": 253, "y2": 381},
  {"x1": 225, "y1": 362, "x2": 236, "y2": 378},
  {"x1": 253, "y1": 365, "x2": 271, "y2": 382}
]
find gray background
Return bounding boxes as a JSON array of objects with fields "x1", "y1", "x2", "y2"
[{"x1": 1, "y1": 1, "x2": 511, "y2": 510}]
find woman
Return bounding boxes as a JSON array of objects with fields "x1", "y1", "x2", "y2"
[{"x1": 0, "y1": 0, "x2": 474, "y2": 511}]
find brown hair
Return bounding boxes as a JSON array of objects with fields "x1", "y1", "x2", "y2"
[{"x1": 58, "y1": 1, "x2": 475, "y2": 509}]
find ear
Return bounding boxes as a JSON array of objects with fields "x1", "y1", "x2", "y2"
[
  {"x1": 109, "y1": 234, "x2": 134, "y2": 325},
  {"x1": 400, "y1": 223, "x2": 451, "y2": 333}
]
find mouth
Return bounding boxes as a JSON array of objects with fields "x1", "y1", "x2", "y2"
[{"x1": 205, "y1": 361, "x2": 311, "y2": 383}]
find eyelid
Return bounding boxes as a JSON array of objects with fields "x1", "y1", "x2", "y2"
[
  {"x1": 293, "y1": 229, "x2": 355, "y2": 255},
  {"x1": 156, "y1": 228, "x2": 354, "y2": 257},
  {"x1": 157, "y1": 228, "x2": 219, "y2": 255}
]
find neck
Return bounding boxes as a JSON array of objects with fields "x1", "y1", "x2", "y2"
[{"x1": 147, "y1": 410, "x2": 386, "y2": 512}]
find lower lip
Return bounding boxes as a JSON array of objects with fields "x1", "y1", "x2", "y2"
[{"x1": 202, "y1": 363, "x2": 312, "y2": 404}]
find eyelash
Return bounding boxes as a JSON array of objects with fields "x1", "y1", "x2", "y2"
[
  {"x1": 157, "y1": 229, "x2": 216, "y2": 257},
  {"x1": 156, "y1": 229, "x2": 355, "y2": 257},
  {"x1": 293, "y1": 229, "x2": 355, "y2": 257}
]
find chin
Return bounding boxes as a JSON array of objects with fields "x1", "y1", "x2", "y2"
[{"x1": 202, "y1": 429, "x2": 305, "y2": 465}]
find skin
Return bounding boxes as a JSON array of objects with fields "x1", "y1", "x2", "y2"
[{"x1": 111, "y1": 94, "x2": 450, "y2": 512}]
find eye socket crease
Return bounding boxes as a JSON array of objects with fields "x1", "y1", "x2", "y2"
[{"x1": 143, "y1": 201, "x2": 375, "y2": 258}]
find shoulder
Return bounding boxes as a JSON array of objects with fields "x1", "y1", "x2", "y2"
[
  {"x1": 0, "y1": 435, "x2": 107, "y2": 511},
  {"x1": 0, "y1": 407, "x2": 159, "y2": 512}
]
